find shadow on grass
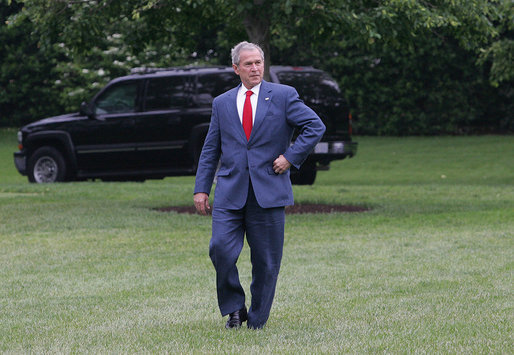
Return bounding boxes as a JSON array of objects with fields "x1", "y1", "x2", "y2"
[{"x1": 155, "y1": 204, "x2": 370, "y2": 215}]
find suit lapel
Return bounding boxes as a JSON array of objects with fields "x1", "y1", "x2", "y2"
[
  {"x1": 224, "y1": 84, "x2": 248, "y2": 142},
  {"x1": 250, "y1": 80, "x2": 272, "y2": 142}
]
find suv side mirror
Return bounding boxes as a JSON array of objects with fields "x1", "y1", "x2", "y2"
[{"x1": 79, "y1": 102, "x2": 95, "y2": 118}]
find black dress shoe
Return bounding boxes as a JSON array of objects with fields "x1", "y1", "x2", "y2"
[{"x1": 225, "y1": 307, "x2": 248, "y2": 329}]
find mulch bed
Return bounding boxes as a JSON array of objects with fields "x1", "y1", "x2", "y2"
[{"x1": 155, "y1": 204, "x2": 369, "y2": 215}]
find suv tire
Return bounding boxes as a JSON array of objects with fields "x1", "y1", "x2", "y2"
[{"x1": 28, "y1": 146, "x2": 67, "y2": 183}]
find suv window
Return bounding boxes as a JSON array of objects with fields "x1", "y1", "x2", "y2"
[
  {"x1": 276, "y1": 71, "x2": 341, "y2": 104},
  {"x1": 95, "y1": 82, "x2": 138, "y2": 114},
  {"x1": 145, "y1": 76, "x2": 189, "y2": 111},
  {"x1": 195, "y1": 72, "x2": 240, "y2": 106}
]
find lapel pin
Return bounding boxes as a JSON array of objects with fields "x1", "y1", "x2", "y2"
[{"x1": 265, "y1": 97, "x2": 270, "y2": 101}]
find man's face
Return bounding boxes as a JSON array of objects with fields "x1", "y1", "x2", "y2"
[{"x1": 233, "y1": 49, "x2": 264, "y2": 89}]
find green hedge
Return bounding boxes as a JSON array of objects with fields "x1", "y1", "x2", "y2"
[{"x1": 324, "y1": 38, "x2": 513, "y2": 135}]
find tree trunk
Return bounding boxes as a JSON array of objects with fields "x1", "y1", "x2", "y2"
[{"x1": 243, "y1": 8, "x2": 271, "y2": 80}]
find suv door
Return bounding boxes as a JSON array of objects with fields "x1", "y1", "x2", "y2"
[
  {"x1": 133, "y1": 75, "x2": 193, "y2": 169},
  {"x1": 73, "y1": 80, "x2": 142, "y2": 172}
]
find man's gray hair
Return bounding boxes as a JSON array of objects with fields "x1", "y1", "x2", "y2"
[{"x1": 231, "y1": 41, "x2": 264, "y2": 66}]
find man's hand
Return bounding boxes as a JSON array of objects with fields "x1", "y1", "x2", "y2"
[
  {"x1": 273, "y1": 155, "x2": 292, "y2": 174},
  {"x1": 194, "y1": 192, "x2": 211, "y2": 215}
]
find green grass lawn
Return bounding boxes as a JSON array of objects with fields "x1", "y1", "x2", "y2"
[{"x1": 0, "y1": 129, "x2": 512, "y2": 353}]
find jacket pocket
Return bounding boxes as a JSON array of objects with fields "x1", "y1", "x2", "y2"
[
  {"x1": 267, "y1": 167, "x2": 278, "y2": 175},
  {"x1": 216, "y1": 167, "x2": 233, "y2": 177}
]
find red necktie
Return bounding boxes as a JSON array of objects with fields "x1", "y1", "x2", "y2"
[{"x1": 242, "y1": 90, "x2": 253, "y2": 140}]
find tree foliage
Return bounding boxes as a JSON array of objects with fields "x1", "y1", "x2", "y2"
[
  {"x1": 0, "y1": 0, "x2": 62, "y2": 126},
  {"x1": 477, "y1": 0, "x2": 514, "y2": 87},
  {"x1": 1, "y1": 0, "x2": 512, "y2": 134}
]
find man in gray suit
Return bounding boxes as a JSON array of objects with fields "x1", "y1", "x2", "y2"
[{"x1": 194, "y1": 41, "x2": 325, "y2": 329}]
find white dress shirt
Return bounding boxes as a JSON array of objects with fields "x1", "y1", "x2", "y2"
[{"x1": 236, "y1": 83, "x2": 261, "y2": 125}]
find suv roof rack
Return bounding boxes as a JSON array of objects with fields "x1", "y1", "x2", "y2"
[{"x1": 130, "y1": 65, "x2": 227, "y2": 75}]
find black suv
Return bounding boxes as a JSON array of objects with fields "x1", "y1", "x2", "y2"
[{"x1": 14, "y1": 66, "x2": 357, "y2": 184}]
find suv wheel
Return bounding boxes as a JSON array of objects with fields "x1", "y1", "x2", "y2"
[{"x1": 28, "y1": 147, "x2": 67, "y2": 183}]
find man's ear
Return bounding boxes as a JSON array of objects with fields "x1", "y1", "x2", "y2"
[{"x1": 232, "y1": 64, "x2": 240, "y2": 75}]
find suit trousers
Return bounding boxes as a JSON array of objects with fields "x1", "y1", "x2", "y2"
[{"x1": 209, "y1": 182, "x2": 285, "y2": 328}]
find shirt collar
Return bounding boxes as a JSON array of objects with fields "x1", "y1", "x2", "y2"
[{"x1": 238, "y1": 82, "x2": 261, "y2": 97}]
